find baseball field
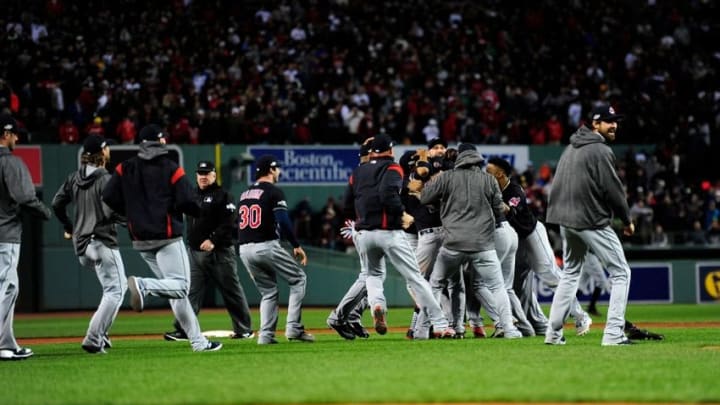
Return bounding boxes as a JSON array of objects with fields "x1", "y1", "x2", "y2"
[{"x1": 4, "y1": 304, "x2": 719, "y2": 405}]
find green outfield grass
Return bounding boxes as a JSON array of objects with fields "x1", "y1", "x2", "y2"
[{"x1": 5, "y1": 304, "x2": 720, "y2": 405}]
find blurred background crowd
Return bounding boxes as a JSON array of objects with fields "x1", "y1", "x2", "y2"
[{"x1": 1, "y1": 0, "x2": 719, "y2": 248}]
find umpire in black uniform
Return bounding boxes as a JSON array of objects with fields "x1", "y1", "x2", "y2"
[{"x1": 164, "y1": 161, "x2": 254, "y2": 341}]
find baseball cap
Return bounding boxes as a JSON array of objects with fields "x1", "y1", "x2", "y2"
[
  {"x1": 196, "y1": 160, "x2": 216, "y2": 174},
  {"x1": 427, "y1": 137, "x2": 447, "y2": 150},
  {"x1": 83, "y1": 135, "x2": 107, "y2": 155},
  {"x1": 590, "y1": 104, "x2": 624, "y2": 122},
  {"x1": 370, "y1": 133, "x2": 394, "y2": 153},
  {"x1": 139, "y1": 124, "x2": 167, "y2": 142},
  {"x1": 0, "y1": 115, "x2": 19, "y2": 133},
  {"x1": 255, "y1": 154, "x2": 282, "y2": 174}
]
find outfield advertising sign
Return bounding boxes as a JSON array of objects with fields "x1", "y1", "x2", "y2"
[
  {"x1": 247, "y1": 145, "x2": 530, "y2": 186},
  {"x1": 696, "y1": 263, "x2": 720, "y2": 303},
  {"x1": 536, "y1": 263, "x2": 673, "y2": 304}
]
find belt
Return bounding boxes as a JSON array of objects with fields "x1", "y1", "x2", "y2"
[{"x1": 418, "y1": 227, "x2": 442, "y2": 236}]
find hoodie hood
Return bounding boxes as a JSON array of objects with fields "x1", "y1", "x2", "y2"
[
  {"x1": 138, "y1": 142, "x2": 169, "y2": 160},
  {"x1": 454, "y1": 150, "x2": 485, "y2": 168},
  {"x1": 570, "y1": 125, "x2": 605, "y2": 148},
  {"x1": 76, "y1": 165, "x2": 108, "y2": 189}
]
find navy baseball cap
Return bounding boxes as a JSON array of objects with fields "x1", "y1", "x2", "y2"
[
  {"x1": 83, "y1": 135, "x2": 107, "y2": 155},
  {"x1": 590, "y1": 104, "x2": 624, "y2": 122},
  {"x1": 0, "y1": 115, "x2": 19, "y2": 133},
  {"x1": 196, "y1": 161, "x2": 216, "y2": 174},
  {"x1": 358, "y1": 142, "x2": 372, "y2": 158},
  {"x1": 255, "y1": 154, "x2": 282, "y2": 175},
  {"x1": 139, "y1": 124, "x2": 167, "y2": 142},
  {"x1": 370, "y1": 133, "x2": 394, "y2": 153},
  {"x1": 427, "y1": 137, "x2": 447, "y2": 149}
]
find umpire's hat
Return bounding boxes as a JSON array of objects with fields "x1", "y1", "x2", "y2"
[
  {"x1": 196, "y1": 161, "x2": 216, "y2": 174},
  {"x1": 370, "y1": 133, "x2": 394, "y2": 153}
]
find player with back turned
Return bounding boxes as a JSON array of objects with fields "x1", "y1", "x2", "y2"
[{"x1": 237, "y1": 155, "x2": 314, "y2": 345}]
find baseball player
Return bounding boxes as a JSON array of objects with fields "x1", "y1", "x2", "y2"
[
  {"x1": 237, "y1": 154, "x2": 314, "y2": 345},
  {"x1": 52, "y1": 135, "x2": 126, "y2": 354},
  {"x1": 485, "y1": 157, "x2": 592, "y2": 336},
  {"x1": 164, "y1": 160, "x2": 254, "y2": 342},
  {"x1": 103, "y1": 124, "x2": 222, "y2": 352},
  {"x1": 0, "y1": 115, "x2": 52, "y2": 361},
  {"x1": 343, "y1": 134, "x2": 455, "y2": 338},
  {"x1": 420, "y1": 144, "x2": 522, "y2": 339},
  {"x1": 327, "y1": 140, "x2": 376, "y2": 340},
  {"x1": 545, "y1": 104, "x2": 634, "y2": 346}
]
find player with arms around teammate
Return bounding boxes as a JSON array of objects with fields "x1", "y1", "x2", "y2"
[
  {"x1": 52, "y1": 135, "x2": 126, "y2": 354},
  {"x1": 343, "y1": 134, "x2": 455, "y2": 338},
  {"x1": 545, "y1": 104, "x2": 635, "y2": 346},
  {"x1": 102, "y1": 124, "x2": 222, "y2": 352},
  {"x1": 420, "y1": 144, "x2": 522, "y2": 339},
  {"x1": 0, "y1": 115, "x2": 52, "y2": 361},
  {"x1": 238, "y1": 155, "x2": 314, "y2": 345},
  {"x1": 164, "y1": 160, "x2": 254, "y2": 342}
]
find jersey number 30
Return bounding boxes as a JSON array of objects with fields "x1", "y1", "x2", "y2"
[{"x1": 238, "y1": 204, "x2": 262, "y2": 229}]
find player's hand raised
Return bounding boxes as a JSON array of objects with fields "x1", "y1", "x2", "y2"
[{"x1": 293, "y1": 247, "x2": 308, "y2": 266}]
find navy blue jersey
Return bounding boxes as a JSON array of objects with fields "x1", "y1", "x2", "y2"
[
  {"x1": 237, "y1": 181, "x2": 287, "y2": 244},
  {"x1": 502, "y1": 181, "x2": 537, "y2": 239}
]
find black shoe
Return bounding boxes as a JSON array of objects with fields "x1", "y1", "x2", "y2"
[
  {"x1": 231, "y1": 331, "x2": 256, "y2": 339},
  {"x1": 198, "y1": 341, "x2": 223, "y2": 352},
  {"x1": 348, "y1": 322, "x2": 370, "y2": 338},
  {"x1": 82, "y1": 344, "x2": 106, "y2": 354},
  {"x1": 327, "y1": 319, "x2": 355, "y2": 340},
  {"x1": 163, "y1": 330, "x2": 188, "y2": 341},
  {"x1": 626, "y1": 326, "x2": 664, "y2": 341}
]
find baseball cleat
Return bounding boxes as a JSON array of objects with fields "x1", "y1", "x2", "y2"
[
  {"x1": 82, "y1": 344, "x2": 107, "y2": 354},
  {"x1": 327, "y1": 319, "x2": 355, "y2": 340},
  {"x1": 127, "y1": 276, "x2": 144, "y2": 312},
  {"x1": 102, "y1": 334, "x2": 112, "y2": 349},
  {"x1": 601, "y1": 338, "x2": 635, "y2": 346},
  {"x1": 372, "y1": 305, "x2": 387, "y2": 335},
  {"x1": 625, "y1": 326, "x2": 664, "y2": 341},
  {"x1": 164, "y1": 330, "x2": 189, "y2": 341},
  {"x1": 576, "y1": 315, "x2": 593, "y2": 336},
  {"x1": 231, "y1": 331, "x2": 256, "y2": 339},
  {"x1": 257, "y1": 337, "x2": 279, "y2": 345},
  {"x1": 0, "y1": 347, "x2": 33, "y2": 360},
  {"x1": 544, "y1": 336, "x2": 566, "y2": 345},
  {"x1": 198, "y1": 341, "x2": 223, "y2": 352},
  {"x1": 288, "y1": 332, "x2": 316, "y2": 343},
  {"x1": 348, "y1": 322, "x2": 370, "y2": 338},
  {"x1": 472, "y1": 325, "x2": 486, "y2": 338},
  {"x1": 504, "y1": 329, "x2": 523, "y2": 339}
]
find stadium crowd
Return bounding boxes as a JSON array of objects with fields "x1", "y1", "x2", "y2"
[{"x1": 1, "y1": 0, "x2": 719, "y2": 246}]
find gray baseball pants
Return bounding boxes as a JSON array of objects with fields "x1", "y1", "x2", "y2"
[
  {"x1": 413, "y1": 227, "x2": 463, "y2": 335},
  {"x1": 239, "y1": 240, "x2": 307, "y2": 341},
  {"x1": 0, "y1": 243, "x2": 21, "y2": 351},
  {"x1": 136, "y1": 239, "x2": 209, "y2": 351},
  {"x1": 173, "y1": 247, "x2": 253, "y2": 336},
  {"x1": 548, "y1": 226, "x2": 631, "y2": 344},
  {"x1": 78, "y1": 240, "x2": 127, "y2": 349},
  {"x1": 354, "y1": 229, "x2": 449, "y2": 331},
  {"x1": 466, "y1": 222, "x2": 534, "y2": 335},
  {"x1": 432, "y1": 246, "x2": 519, "y2": 335},
  {"x1": 328, "y1": 230, "x2": 374, "y2": 324}
]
